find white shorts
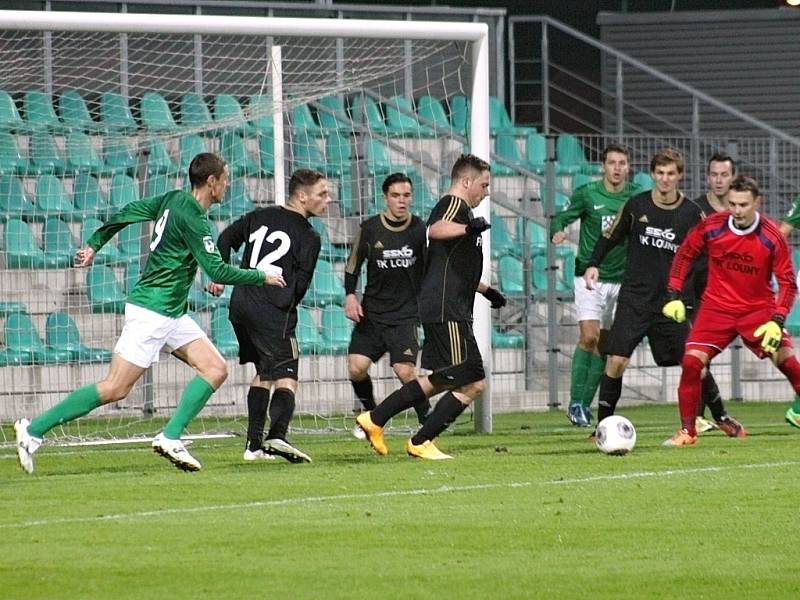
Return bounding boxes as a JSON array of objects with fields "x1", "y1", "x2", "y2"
[
  {"x1": 573, "y1": 277, "x2": 621, "y2": 329},
  {"x1": 114, "y1": 303, "x2": 207, "y2": 369}
]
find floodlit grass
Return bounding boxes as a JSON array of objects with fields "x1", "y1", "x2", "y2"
[{"x1": 2, "y1": 402, "x2": 799, "y2": 599}]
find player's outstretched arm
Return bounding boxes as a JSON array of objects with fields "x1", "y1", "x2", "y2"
[{"x1": 74, "y1": 246, "x2": 96, "y2": 267}]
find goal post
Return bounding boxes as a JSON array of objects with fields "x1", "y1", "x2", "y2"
[{"x1": 0, "y1": 9, "x2": 494, "y2": 443}]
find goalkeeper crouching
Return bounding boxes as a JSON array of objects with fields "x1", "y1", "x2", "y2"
[{"x1": 662, "y1": 175, "x2": 800, "y2": 447}]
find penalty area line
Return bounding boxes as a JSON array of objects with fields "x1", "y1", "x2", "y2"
[
  {"x1": 0, "y1": 481, "x2": 532, "y2": 530},
  {"x1": 548, "y1": 460, "x2": 800, "y2": 485}
]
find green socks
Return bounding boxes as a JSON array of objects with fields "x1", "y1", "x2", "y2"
[
  {"x1": 583, "y1": 352, "x2": 606, "y2": 409},
  {"x1": 163, "y1": 376, "x2": 215, "y2": 440},
  {"x1": 28, "y1": 384, "x2": 102, "y2": 438},
  {"x1": 791, "y1": 395, "x2": 800, "y2": 414},
  {"x1": 569, "y1": 347, "x2": 591, "y2": 407}
]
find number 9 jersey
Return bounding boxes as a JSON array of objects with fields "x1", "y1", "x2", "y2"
[{"x1": 216, "y1": 206, "x2": 321, "y2": 335}]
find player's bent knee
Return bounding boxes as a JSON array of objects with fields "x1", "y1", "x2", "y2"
[
  {"x1": 393, "y1": 363, "x2": 416, "y2": 383},
  {"x1": 200, "y1": 359, "x2": 228, "y2": 389},
  {"x1": 680, "y1": 353, "x2": 705, "y2": 378}
]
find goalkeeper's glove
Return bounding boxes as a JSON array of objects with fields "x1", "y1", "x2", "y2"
[
  {"x1": 466, "y1": 217, "x2": 490, "y2": 235},
  {"x1": 481, "y1": 286, "x2": 507, "y2": 309},
  {"x1": 662, "y1": 290, "x2": 686, "y2": 323},
  {"x1": 754, "y1": 314, "x2": 785, "y2": 354}
]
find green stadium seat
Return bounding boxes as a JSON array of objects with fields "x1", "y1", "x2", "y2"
[
  {"x1": 319, "y1": 305, "x2": 351, "y2": 354},
  {"x1": 292, "y1": 132, "x2": 326, "y2": 172},
  {"x1": 4, "y1": 217, "x2": 70, "y2": 269},
  {"x1": 449, "y1": 95, "x2": 469, "y2": 136},
  {"x1": 258, "y1": 132, "x2": 275, "y2": 176},
  {"x1": 103, "y1": 135, "x2": 138, "y2": 176},
  {"x1": 490, "y1": 212, "x2": 517, "y2": 259},
  {"x1": 180, "y1": 93, "x2": 214, "y2": 133},
  {"x1": 213, "y1": 94, "x2": 253, "y2": 136},
  {"x1": 73, "y1": 173, "x2": 113, "y2": 220},
  {"x1": 66, "y1": 131, "x2": 105, "y2": 174},
  {"x1": 29, "y1": 131, "x2": 68, "y2": 175},
  {"x1": 146, "y1": 137, "x2": 179, "y2": 175},
  {"x1": 517, "y1": 218, "x2": 572, "y2": 259},
  {"x1": 297, "y1": 306, "x2": 323, "y2": 354},
  {"x1": 571, "y1": 173, "x2": 594, "y2": 192},
  {"x1": 35, "y1": 174, "x2": 80, "y2": 221},
  {"x1": 58, "y1": 90, "x2": 101, "y2": 132},
  {"x1": 140, "y1": 91, "x2": 179, "y2": 133},
  {"x1": 316, "y1": 95, "x2": 351, "y2": 134},
  {"x1": 385, "y1": 95, "x2": 435, "y2": 138},
  {"x1": 525, "y1": 132, "x2": 547, "y2": 175},
  {"x1": 23, "y1": 90, "x2": 69, "y2": 133},
  {"x1": 0, "y1": 174, "x2": 38, "y2": 221},
  {"x1": 0, "y1": 132, "x2": 28, "y2": 175},
  {"x1": 337, "y1": 178, "x2": 358, "y2": 216},
  {"x1": 539, "y1": 188, "x2": 570, "y2": 212},
  {"x1": 787, "y1": 297, "x2": 800, "y2": 337},
  {"x1": 498, "y1": 255, "x2": 525, "y2": 296},
  {"x1": 556, "y1": 133, "x2": 601, "y2": 176},
  {"x1": 416, "y1": 95, "x2": 453, "y2": 136},
  {"x1": 45, "y1": 312, "x2": 112, "y2": 363},
  {"x1": 179, "y1": 134, "x2": 206, "y2": 171},
  {"x1": 0, "y1": 90, "x2": 27, "y2": 133},
  {"x1": 305, "y1": 259, "x2": 344, "y2": 307},
  {"x1": 492, "y1": 327, "x2": 524, "y2": 349},
  {"x1": 145, "y1": 174, "x2": 174, "y2": 198},
  {"x1": 407, "y1": 172, "x2": 438, "y2": 217},
  {"x1": 633, "y1": 171, "x2": 654, "y2": 192},
  {"x1": 219, "y1": 131, "x2": 259, "y2": 177},
  {"x1": 100, "y1": 92, "x2": 137, "y2": 133},
  {"x1": 494, "y1": 133, "x2": 525, "y2": 175},
  {"x1": 109, "y1": 174, "x2": 140, "y2": 209},
  {"x1": 124, "y1": 261, "x2": 140, "y2": 294},
  {"x1": 309, "y1": 217, "x2": 349, "y2": 263},
  {"x1": 42, "y1": 217, "x2": 77, "y2": 266},
  {"x1": 81, "y1": 216, "x2": 124, "y2": 266},
  {"x1": 350, "y1": 95, "x2": 388, "y2": 137},
  {"x1": 208, "y1": 178, "x2": 255, "y2": 221},
  {"x1": 364, "y1": 139, "x2": 413, "y2": 176},
  {"x1": 0, "y1": 301, "x2": 28, "y2": 317},
  {"x1": 210, "y1": 306, "x2": 239, "y2": 358},
  {"x1": 324, "y1": 132, "x2": 353, "y2": 178},
  {"x1": 86, "y1": 264, "x2": 126, "y2": 314},
  {"x1": 4, "y1": 311, "x2": 73, "y2": 364},
  {"x1": 291, "y1": 103, "x2": 323, "y2": 138},
  {"x1": 188, "y1": 276, "x2": 224, "y2": 312},
  {"x1": 247, "y1": 95, "x2": 274, "y2": 136},
  {"x1": 531, "y1": 255, "x2": 548, "y2": 292},
  {"x1": 489, "y1": 95, "x2": 536, "y2": 137}
]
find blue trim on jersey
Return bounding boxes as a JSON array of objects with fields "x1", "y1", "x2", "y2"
[{"x1": 704, "y1": 221, "x2": 729, "y2": 241}]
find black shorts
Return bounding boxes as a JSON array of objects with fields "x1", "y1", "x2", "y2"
[
  {"x1": 602, "y1": 302, "x2": 688, "y2": 367},
  {"x1": 421, "y1": 321, "x2": 485, "y2": 379},
  {"x1": 232, "y1": 321, "x2": 299, "y2": 381},
  {"x1": 348, "y1": 318, "x2": 419, "y2": 365}
]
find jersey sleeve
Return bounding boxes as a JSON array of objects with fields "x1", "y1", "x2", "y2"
[
  {"x1": 427, "y1": 196, "x2": 467, "y2": 227},
  {"x1": 586, "y1": 200, "x2": 632, "y2": 268},
  {"x1": 180, "y1": 209, "x2": 264, "y2": 287},
  {"x1": 343, "y1": 224, "x2": 368, "y2": 294},
  {"x1": 216, "y1": 214, "x2": 249, "y2": 264},
  {"x1": 772, "y1": 231, "x2": 797, "y2": 318},
  {"x1": 782, "y1": 195, "x2": 800, "y2": 229},
  {"x1": 294, "y1": 232, "x2": 322, "y2": 305},
  {"x1": 86, "y1": 195, "x2": 163, "y2": 252},
  {"x1": 549, "y1": 185, "x2": 585, "y2": 236},
  {"x1": 667, "y1": 219, "x2": 706, "y2": 294}
]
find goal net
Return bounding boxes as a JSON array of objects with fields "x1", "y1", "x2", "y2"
[{"x1": 0, "y1": 11, "x2": 497, "y2": 444}]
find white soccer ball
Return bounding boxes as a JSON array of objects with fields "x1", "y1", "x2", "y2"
[{"x1": 595, "y1": 415, "x2": 636, "y2": 455}]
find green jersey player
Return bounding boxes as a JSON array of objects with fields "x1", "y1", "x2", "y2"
[
  {"x1": 549, "y1": 143, "x2": 640, "y2": 427},
  {"x1": 14, "y1": 153, "x2": 285, "y2": 474}
]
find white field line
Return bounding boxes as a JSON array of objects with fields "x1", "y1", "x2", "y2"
[{"x1": 3, "y1": 460, "x2": 798, "y2": 530}]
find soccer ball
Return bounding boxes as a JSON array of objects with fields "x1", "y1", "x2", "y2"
[{"x1": 595, "y1": 415, "x2": 636, "y2": 455}]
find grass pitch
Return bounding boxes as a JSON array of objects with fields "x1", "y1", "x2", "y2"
[{"x1": 2, "y1": 402, "x2": 799, "y2": 599}]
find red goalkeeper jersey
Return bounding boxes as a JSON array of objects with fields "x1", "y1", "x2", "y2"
[{"x1": 668, "y1": 211, "x2": 796, "y2": 318}]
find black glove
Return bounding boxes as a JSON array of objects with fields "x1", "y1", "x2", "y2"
[
  {"x1": 481, "y1": 286, "x2": 506, "y2": 309},
  {"x1": 466, "y1": 217, "x2": 490, "y2": 235}
]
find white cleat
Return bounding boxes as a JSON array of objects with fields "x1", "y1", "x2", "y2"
[
  {"x1": 265, "y1": 438, "x2": 312, "y2": 463},
  {"x1": 351, "y1": 424, "x2": 367, "y2": 440},
  {"x1": 243, "y1": 448, "x2": 277, "y2": 462},
  {"x1": 152, "y1": 432, "x2": 202, "y2": 471},
  {"x1": 14, "y1": 418, "x2": 42, "y2": 475}
]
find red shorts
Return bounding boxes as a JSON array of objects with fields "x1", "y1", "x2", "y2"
[{"x1": 686, "y1": 304, "x2": 793, "y2": 359}]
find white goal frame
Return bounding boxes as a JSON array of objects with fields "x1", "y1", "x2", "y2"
[{"x1": 0, "y1": 9, "x2": 495, "y2": 432}]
